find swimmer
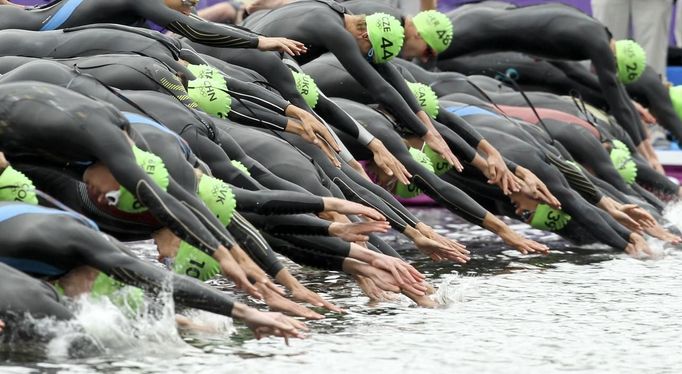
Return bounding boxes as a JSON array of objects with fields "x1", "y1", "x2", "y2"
[
  {"x1": 0, "y1": 202, "x2": 305, "y2": 341},
  {"x1": 0, "y1": 0, "x2": 305, "y2": 55},
  {"x1": 240, "y1": 1, "x2": 459, "y2": 169},
  {"x1": 434, "y1": 3, "x2": 652, "y2": 165},
  {"x1": 0, "y1": 81, "x2": 268, "y2": 299}
]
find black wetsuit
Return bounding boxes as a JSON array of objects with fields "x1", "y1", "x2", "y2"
[
  {"x1": 0, "y1": 263, "x2": 72, "y2": 323},
  {"x1": 241, "y1": 0, "x2": 430, "y2": 138},
  {"x1": 0, "y1": 81, "x2": 235, "y2": 256},
  {"x1": 0, "y1": 25, "x2": 189, "y2": 75},
  {"x1": 437, "y1": 4, "x2": 646, "y2": 146},
  {"x1": 0, "y1": 203, "x2": 238, "y2": 317},
  {"x1": 0, "y1": 0, "x2": 260, "y2": 48},
  {"x1": 439, "y1": 103, "x2": 632, "y2": 249},
  {"x1": 438, "y1": 53, "x2": 682, "y2": 143},
  {"x1": 330, "y1": 98, "x2": 490, "y2": 226}
]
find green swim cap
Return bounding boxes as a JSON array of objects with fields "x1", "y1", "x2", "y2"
[
  {"x1": 615, "y1": 40, "x2": 646, "y2": 84},
  {"x1": 609, "y1": 140, "x2": 638, "y2": 184},
  {"x1": 422, "y1": 143, "x2": 451, "y2": 176},
  {"x1": 366, "y1": 13, "x2": 405, "y2": 63},
  {"x1": 188, "y1": 78, "x2": 232, "y2": 119},
  {"x1": 117, "y1": 146, "x2": 170, "y2": 213},
  {"x1": 529, "y1": 204, "x2": 572, "y2": 231},
  {"x1": 91, "y1": 273, "x2": 144, "y2": 314},
  {"x1": 171, "y1": 174, "x2": 236, "y2": 281},
  {"x1": 0, "y1": 166, "x2": 38, "y2": 205},
  {"x1": 173, "y1": 241, "x2": 221, "y2": 282},
  {"x1": 291, "y1": 71, "x2": 319, "y2": 109},
  {"x1": 197, "y1": 174, "x2": 236, "y2": 226},
  {"x1": 394, "y1": 147, "x2": 434, "y2": 198},
  {"x1": 406, "y1": 81, "x2": 439, "y2": 119},
  {"x1": 670, "y1": 85, "x2": 682, "y2": 120},
  {"x1": 187, "y1": 64, "x2": 224, "y2": 83},
  {"x1": 230, "y1": 160, "x2": 251, "y2": 176},
  {"x1": 412, "y1": 10, "x2": 453, "y2": 54}
]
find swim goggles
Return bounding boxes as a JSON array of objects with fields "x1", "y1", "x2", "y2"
[
  {"x1": 519, "y1": 209, "x2": 534, "y2": 223},
  {"x1": 105, "y1": 190, "x2": 121, "y2": 206},
  {"x1": 365, "y1": 48, "x2": 375, "y2": 63},
  {"x1": 181, "y1": 0, "x2": 199, "y2": 7}
]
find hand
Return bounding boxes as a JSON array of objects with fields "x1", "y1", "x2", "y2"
[
  {"x1": 608, "y1": 207, "x2": 643, "y2": 234},
  {"x1": 632, "y1": 100, "x2": 656, "y2": 125},
  {"x1": 256, "y1": 282, "x2": 323, "y2": 320},
  {"x1": 0, "y1": 319, "x2": 4, "y2": 334},
  {"x1": 619, "y1": 204, "x2": 657, "y2": 229},
  {"x1": 215, "y1": 246, "x2": 262, "y2": 299},
  {"x1": 626, "y1": 233, "x2": 653, "y2": 258},
  {"x1": 516, "y1": 167, "x2": 561, "y2": 208},
  {"x1": 257, "y1": 36, "x2": 307, "y2": 56},
  {"x1": 645, "y1": 224, "x2": 682, "y2": 244},
  {"x1": 290, "y1": 284, "x2": 346, "y2": 313},
  {"x1": 285, "y1": 120, "x2": 340, "y2": 167},
  {"x1": 348, "y1": 159, "x2": 372, "y2": 181},
  {"x1": 352, "y1": 274, "x2": 396, "y2": 301},
  {"x1": 401, "y1": 288, "x2": 438, "y2": 308},
  {"x1": 286, "y1": 106, "x2": 340, "y2": 152},
  {"x1": 368, "y1": 139, "x2": 411, "y2": 185},
  {"x1": 422, "y1": 130, "x2": 462, "y2": 171},
  {"x1": 322, "y1": 197, "x2": 386, "y2": 221},
  {"x1": 344, "y1": 259, "x2": 400, "y2": 293},
  {"x1": 230, "y1": 245, "x2": 284, "y2": 296},
  {"x1": 485, "y1": 151, "x2": 519, "y2": 195},
  {"x1": 232, "y1": 303, "x2": 307, "y2": 344},
  {"x1": 370, "y1": 254, "x2": 425, "y2": 288},
  {"x1": 413, "y1": 232, "x2": 470, "y2": 263},
  {"x1": 416, "y1": 223, "x2": 468, "y2": 254},
  {"x1": 499, "y1": 230, "x2": 549, "y2": 255},
  {"x1": 328, "y1": 220, "x2": 391, "y2": 242}
]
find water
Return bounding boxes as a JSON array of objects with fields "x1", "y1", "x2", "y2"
[{"x1": 2, "y1": 206, "x2": 682, "y2": 373}]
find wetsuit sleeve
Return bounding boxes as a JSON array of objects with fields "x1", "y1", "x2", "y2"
[
  {"x1": 432, "y1": 121, "x2": 478, "y2": 163},
  {"x1": 214, "y1": 128, "x2": 312, "y2": 193},
  {"x1": 76, "y1": 228, "x2": 235, "y2": 316},
  {"x1": 364, "y1": 117, "x2": 488, "y2": 225},
  {"x1": 242, "y1": 212, "x2": 332, "y2": 237},
  {"x1": 131, "y1": 0, "x2": 259, "y2": 48},
  {"x1": 101, "y1": 142, "x2": 224, "y2": 254},
  {"x1": 231, "y1": 186, "x2": 326, "y2": 215},
  {"x1": 315, "y1": 94, "x2": 376, "y2": 146},
  {"x1": 545, "y1": 153, "x2": 603, "y2": 205},
  {"x1": 226, "y1": 76, "x2": 290, "y2": 114},
  {"x1": 165, "y1": 177, "x2": 237, "y2": 247},
  {"x1": 227, "y1": 212, "x2": 284, "y2": 277},
  {"x1": 228, "y1": 100, "x2": 288, "y2": 131},
  {"x1": 262, "y1": 232, "x2": 346, "y2": 271},
  {"x1": 435, "y1": 107, "x2": 484, "y2": 147},
  {"x1": 319, "y1": 27, "x2": 428, "y2": 136},
  {"x1": 374, "y1": 62, "x2": 423, "y2": 114},
  {"x1": 184, "y1": 133, "x2": 267, "y2": 191}
]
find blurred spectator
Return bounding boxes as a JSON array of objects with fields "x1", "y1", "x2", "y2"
[{"x1": 592, "y1": 0, "x2": 672, "y2": 78}]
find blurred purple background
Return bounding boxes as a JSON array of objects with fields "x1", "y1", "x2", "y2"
[{"x1": 8, "y1": 0, "x2": 680, "y2": 45}]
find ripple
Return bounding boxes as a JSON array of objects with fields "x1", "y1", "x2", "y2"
[{"x1": 3, "y1": 208, "x2": 682, "y2": 373}]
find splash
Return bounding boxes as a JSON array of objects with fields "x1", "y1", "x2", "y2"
[
  {"x1": 664, "y1": 200, "x2": 682, "y2": 232},
  {"x1": 431, "y1": 274, "x2": 479, "y2": 306},
  {"x1": 7, "y1": 278, "x2": 197, "y2": 361}
]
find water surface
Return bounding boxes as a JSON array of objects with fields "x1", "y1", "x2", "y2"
[{"x1": 2, "y1": 207, "x2": 682, "y2": 373}]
